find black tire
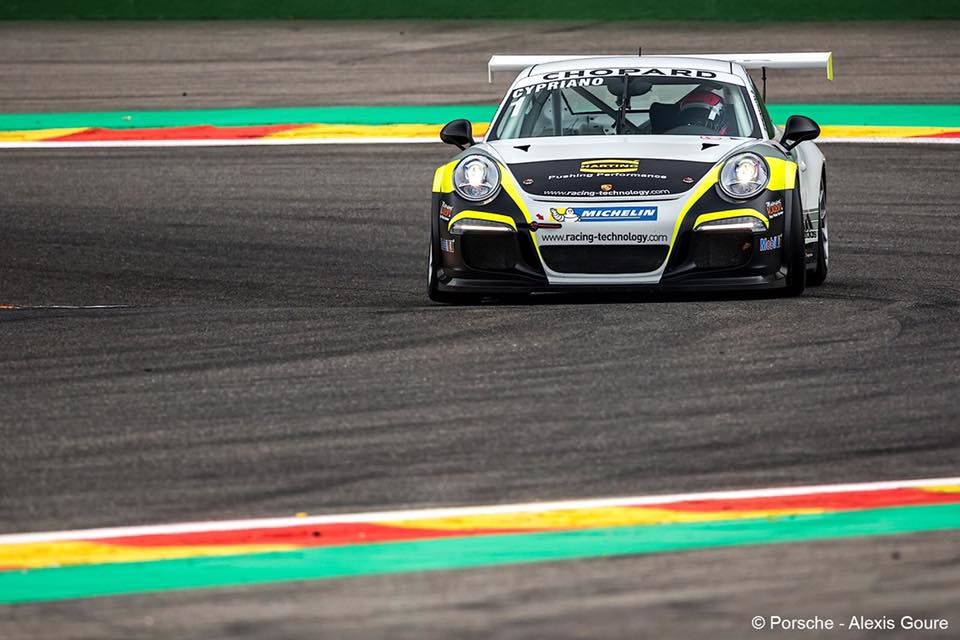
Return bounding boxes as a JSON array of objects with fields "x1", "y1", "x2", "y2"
[
  {"x1": 783, "y1": 179, "x2": 806, "y2": 296},
  {"x1": 806, "y1": 173, "x2": 829, "y2": 286},
  {"x1": 427, "y1": 245, "x2": 481, "y2": 305}
]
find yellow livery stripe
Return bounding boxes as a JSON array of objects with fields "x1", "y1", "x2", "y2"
[
  {"x1": 664, "y1": 164, "x2": 722, "y2": 264},
  {"x1": 497, "y1": 166, "x2": 533, "y2": 224},
  {"x1": 497, "y1": 164, "x2": 544, "y2": 262},
  {"x1": 447, "y1": 211, "x2": 518, "y2": 232},
  {"x1": 665, "y1": 156, "x2": 793, "y2": 265},
  {"x1": 432, "y1": 160, "x2": 457, "y2": 193},
  {"x1": 693, "y1": 209, "x2": 769, "y2": 230},
  {"x1": 765, "y1": 157, "x2": 798, "y2": 190}
]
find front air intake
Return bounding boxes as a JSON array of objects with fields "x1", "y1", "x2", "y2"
[
  {"x1": 692, "y1": 232, "x2": 753, "y2": 269},
  {"x1": 540, "y1": 245, "x2": 669, "y2": 274},
  {"x1": 461, "y1": 234, "x2": 519, "y2": 271}
]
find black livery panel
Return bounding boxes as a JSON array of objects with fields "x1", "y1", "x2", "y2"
[{"x1": 507, "y1": 158, "x2": 714, "y2": 198}]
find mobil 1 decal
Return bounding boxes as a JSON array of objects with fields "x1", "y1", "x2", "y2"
[{"x1": 509, "y1": 158, "x2": 714, "y2": 198}]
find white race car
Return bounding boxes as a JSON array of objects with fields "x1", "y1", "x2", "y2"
[{"x1": 428, "y1": 52, "x2": 831, "y2": 303}]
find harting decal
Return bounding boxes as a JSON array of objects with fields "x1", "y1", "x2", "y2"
[
  {"x1": 579, "y1": 159, "x2": 640, "y2": 174},
  {"x1": 550, "y1": 206, "x2": 657, "y2": 223}
]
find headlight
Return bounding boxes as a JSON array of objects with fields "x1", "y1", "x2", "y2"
[
  {"x1": 453, "y1": 155, "x2": 501, "y2": 202},
  {"x1": 719, "y1": 153, "x2": 769, "y2": 199}
]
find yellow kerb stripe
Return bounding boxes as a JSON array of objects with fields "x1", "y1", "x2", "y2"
[
  {"x1": 923, "y1": 485, "x2": 960, "y2": 494},
  {"x1": 386, "y1": 506, "x2": 826, "y2": 531},
  {"x1": 0, "y1": 128, "x2": 90, "y2": 142},
  {"x1": 816, "y1": 125, "x2": 960, "y2": 139},
  {"x1": 268, "y1": 123, "x2": 491, "y2": 139},
  {"x1": 0, "y1": 541, "x2": 298, "y2": 570}
]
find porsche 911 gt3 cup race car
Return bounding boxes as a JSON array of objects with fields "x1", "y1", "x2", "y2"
[{"x1": 428, "y1": 52, "x2": 832, "y2": 303}]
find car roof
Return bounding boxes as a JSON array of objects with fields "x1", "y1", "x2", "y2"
[{"x1": 520, "y1": 56, "x2": 746, "y2": 81}]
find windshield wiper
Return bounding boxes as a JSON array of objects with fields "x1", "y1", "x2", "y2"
[{"x1": 615, "y1": 72, "x2": 630, "y2": 135}]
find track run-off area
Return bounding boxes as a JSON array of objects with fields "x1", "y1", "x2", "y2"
[
  {"x1": 0, "y1": 104, "x2": 959, "y2": 147},
  {"x1": 1, "y1": 478, "x2": 959, "y2": 605},
  {"x1": 2, "y1": 20, "x2": 959, "y2": 639}
]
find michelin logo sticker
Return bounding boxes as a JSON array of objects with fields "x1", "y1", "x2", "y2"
[{"x1": 550, "y1": 206, "x2": 657, "y2": 223}]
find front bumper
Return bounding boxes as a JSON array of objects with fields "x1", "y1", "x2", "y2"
[{"x1": 434, "y1": 187, "x2": 793, "y2": 296}]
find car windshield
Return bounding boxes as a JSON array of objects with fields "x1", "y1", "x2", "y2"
[{"x1": 489, "y1": 75, "x2": 759, "y2": 141}]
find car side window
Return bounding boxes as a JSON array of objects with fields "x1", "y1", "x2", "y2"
[{"x1": 749, "y1": 77, "x2": 777, "y2": 139}]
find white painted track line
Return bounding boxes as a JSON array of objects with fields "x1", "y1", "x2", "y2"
[{"x1": 1, "y1": 476, "x2": 957, "y2": 545}]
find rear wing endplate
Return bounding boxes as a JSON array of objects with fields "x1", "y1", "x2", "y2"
[{"x1": 487, "y1": 52, "x2": 833, "y2": 82}]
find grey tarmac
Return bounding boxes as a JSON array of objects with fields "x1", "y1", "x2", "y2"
[{"x1": 1, "y1": 21, "x2": 959, "y2": 640}]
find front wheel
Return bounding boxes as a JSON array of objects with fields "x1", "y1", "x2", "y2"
[
  {"x1": 807, "y1": 174, "x2": 829, "y2": 286},
  {"x1": 782, "y1": 181, "x2": 806, "y2": 296},
  {"x1": 427, "y1": 245, "x2": 481, "y2": 305}
]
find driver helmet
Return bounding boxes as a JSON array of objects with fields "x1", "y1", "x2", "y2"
[{"x1": 678, "y1": 90, "x2": 727, "y2": 134}]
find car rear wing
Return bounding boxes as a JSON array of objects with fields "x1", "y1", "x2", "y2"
[{"x1": 487, "y1": 52, "x2": 833, "y2": 82}]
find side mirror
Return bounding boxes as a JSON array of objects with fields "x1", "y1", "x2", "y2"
[
  {"x1": 440, "y1": 119, "x2": 475, "y2": 150},
  {"x1": 781, "y1": 115, "x2": 820, "y2": 151}
]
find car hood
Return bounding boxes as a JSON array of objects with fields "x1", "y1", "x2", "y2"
[
  {"x1": 486, "y1": 135, "x2": 752, "y2": 164},
  {"x1": 485, "y1": 135, "x2": 755, "y2": 200}
]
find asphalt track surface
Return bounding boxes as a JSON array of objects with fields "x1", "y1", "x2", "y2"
[
  {"x1": 2, "y1": 21, "x2": 960, "y2": 640},
  {"x1": 3, "y1": 141, "x2": 960, "y2": 639}
]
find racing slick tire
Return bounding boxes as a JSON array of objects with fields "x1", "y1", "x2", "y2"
[
  {"x1": 783, "y1": 177, "x2": 806, "y2": 296},
  {"x1": 806, "y1": 172, "x2": 829, "y2": 286},
  {"x1": 427, "y1": 245, "x2": 481, "y2": 305}
]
